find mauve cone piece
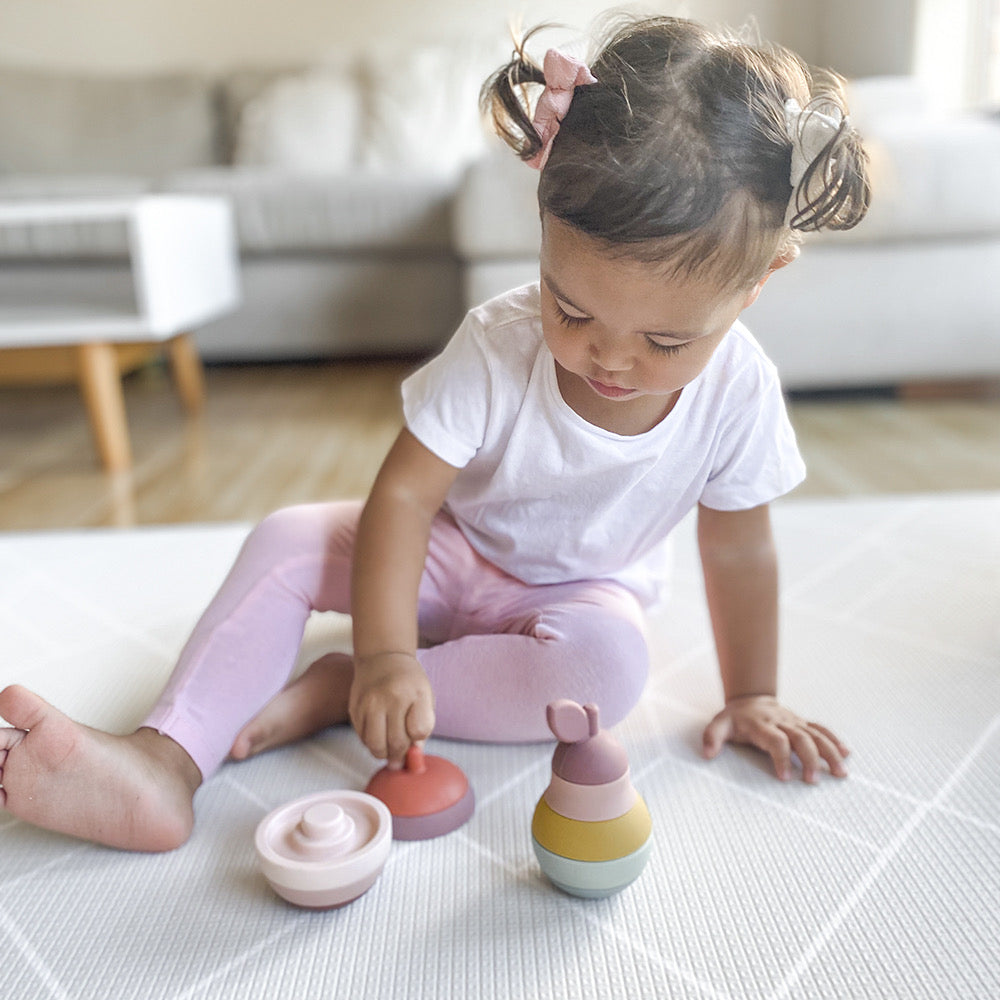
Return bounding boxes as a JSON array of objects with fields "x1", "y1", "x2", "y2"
[{"x1": 365, "y1": 745, "x2": 475, "y2": 840}]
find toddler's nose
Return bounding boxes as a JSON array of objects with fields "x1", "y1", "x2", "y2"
[{"x1": 589, "y1": 337, "x2": 632, "y2": 373}]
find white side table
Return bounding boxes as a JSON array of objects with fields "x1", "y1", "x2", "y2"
[{"x1": 0, "y1": 195, "x2": 241, "y2": 470}]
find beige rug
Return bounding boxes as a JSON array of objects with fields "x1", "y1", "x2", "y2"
[{"x1": 1, "y1": 493, "x2": 998, "y2": 999}]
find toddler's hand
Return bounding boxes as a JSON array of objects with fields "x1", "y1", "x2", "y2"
[
  {"x1": 349, "y1": 652, "x2": 435, "y2": 769},
  {"x1": 701, "y1": 695, "x2": 849, "y2": 783}
]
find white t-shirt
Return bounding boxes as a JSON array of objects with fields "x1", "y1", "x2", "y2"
[{"x1": 402, "y1": 283, "x2": 805, "y2": 606}]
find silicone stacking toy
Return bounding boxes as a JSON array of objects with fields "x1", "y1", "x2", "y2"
[
  {"x1": 365, "y1": 744, "x2": 475, "y2": 840},
  {"x1": 532, "y1": 700, "x2": 653, "y2": 898},
  {"x1": 255, "y1": 790, "x2": 392, "y2": 908}
]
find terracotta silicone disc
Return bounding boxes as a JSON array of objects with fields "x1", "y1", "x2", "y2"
[{"x1": 365, "y1": 745, "x2": 475, "y2": 840}]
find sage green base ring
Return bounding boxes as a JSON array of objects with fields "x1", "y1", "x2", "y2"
[{"x1": 532, "y1": 835, "x2": 652, "y2": 898}]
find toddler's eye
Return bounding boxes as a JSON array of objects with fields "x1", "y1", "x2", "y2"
[
  {"x1": 554, "y1": 302, "x2": 590, "y2": 329},
  {"x1": 646, "y1": 337, "x2": 692, "y2": 356}
]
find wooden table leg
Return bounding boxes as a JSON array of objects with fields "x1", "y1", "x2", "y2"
[
  {"x1": 77, "y1": 341, "x2": 132, "y2": 471},
  {"x1": 167, "y1": 332, "x2": 206, "y2": 414}
]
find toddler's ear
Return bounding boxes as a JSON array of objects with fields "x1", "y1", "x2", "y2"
[
  {"x1": 741, "y1": 247, "x2": 798, "y2": 310},
  {"x1": 770, "y1": 245, "x2": 800, "y2": 271}
]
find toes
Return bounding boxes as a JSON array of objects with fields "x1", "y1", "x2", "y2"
[
  {"x1": 1, "y1": 690, "x2": 41, "y2": 788},
  {"x1": 0, "y1": 745, "x2": 9, "y2": 808},
  {"x1": 0, "y1": 685, "x2": 49, "y2": 731},
  {"x1": 230, "y1": 722, "x2": 274, "y2": 761},
  {"x1": 1, "y1": 727, "x2": 29, "y2": 809},
  {"x1": 0, "y1": 726, "x2": 27, "y2": 753},
  {"x1": 229, "y1": 730, "x2": 258, "y2": 761}
]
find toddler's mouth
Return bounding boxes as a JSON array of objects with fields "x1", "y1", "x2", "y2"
[{"x1": 586, "y1": 377, "x2": 635, "y2": 399}]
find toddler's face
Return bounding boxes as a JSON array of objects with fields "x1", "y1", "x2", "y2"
[{"x1": 539, "y1": 215, "x2": 765, "y2": 435}]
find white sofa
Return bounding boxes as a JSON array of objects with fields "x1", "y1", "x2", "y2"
[
  {"x1": 455, "y1": 78, "x2": 1000, "y2": 390},
  {"x1": 0, "y1": 43, "x2": 503, "y2": 361},
  {"x1": 2, "y1": 65, "x2": 998, "y2": 389}
]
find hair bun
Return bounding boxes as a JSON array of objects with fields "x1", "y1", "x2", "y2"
[{"x1": 785, "y1": 96, "x2": 870, "y2": 231}]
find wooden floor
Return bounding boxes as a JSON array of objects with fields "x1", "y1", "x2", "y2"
[{"x1": 1, "y1": 359, "x2": 998, "y2": 530}]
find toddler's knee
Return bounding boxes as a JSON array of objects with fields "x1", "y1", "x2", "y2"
[
  {"x1": 247, "y1": 502, "x2": 358, "y2": 556},
  {"x1": 231, "y1": 507, "x2": 334, "y2": 587},
  {"x1": 587, "y1": 630, "x2": 649, "y2": 728},
  {"x1": 552, "y1": 623, "x2": 649, "y2": 729},
  {"x1": 246, "y1": 506, "x2": 316, "y2": 554}
]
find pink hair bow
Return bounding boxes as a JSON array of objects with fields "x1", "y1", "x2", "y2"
[{"x1": 526, "y1": 49, "x2": 597, "y2": 170}]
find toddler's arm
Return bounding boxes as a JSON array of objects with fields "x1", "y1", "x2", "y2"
[
  {"x1": 696, "y1": 503, "x2": 849, "y2": 782},
  {"x1": 349, "y1": 428, "x2": 460, "y2": 768}
]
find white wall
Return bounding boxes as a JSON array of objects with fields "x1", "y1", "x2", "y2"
[
  {"x1": 815, "y1": 0, "x2": 918, "y2": 78},
  {"x1": 0, "y1": 0, "x2": 813, "y2": 74},
  {"x1": 813, "y1": 0, "x2": 991, "y2": 110},
  {"x1": 913, "y1": 0, "x2": 989, "y2": 109}
]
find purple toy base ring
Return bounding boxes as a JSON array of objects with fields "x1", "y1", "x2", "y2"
[{"x1": 390, "y1": 786, "x2": 475, "y2": 840}]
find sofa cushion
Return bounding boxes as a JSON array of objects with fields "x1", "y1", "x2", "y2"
[
  {"x1": 162, "y1": 167, "x2": 455, "y2": 253},
  {"x1": 0, "y1": 67, "x2": 220, "y2": 175},
  {"x1": 216, "y1": 67, "x2": 304, "y2": 164},
  {"x1": 846, "y1": 76, "x2": 931, "y2": 133},
  {"x1": 360, "y1": 40, "x2": 506, "y2": 180},
  {"x1": 0, "y1": 175, "x2": 154, "y2": 200},
  {"x1": 837, "y1": 114, "x2": 1000, "y2": 243},
  {"x1": 234, "y1": 69, "x2": 362, "y2": 172}
]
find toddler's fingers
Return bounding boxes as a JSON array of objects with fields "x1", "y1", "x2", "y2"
[
  {"x1": 359, "y1": 710, "x2": 389, "y2": 764},
  {"x1": 406, "y1": 699, "x2": 435, "y2": 746},
  {"x1": 807, "y1": 725, "x2": 849, "y2": 777},
  {"x1": 756, "y1": 725, "x2": 793, "y2": 781},
  {"x1": 701, "y1": 714, "x2": 732, "y2": 760},
  {"x1": 783, "y1": 725, "x2": 821, "y2": 784},
  {"x1": 808, "y1": 722, "x2": 850, "y2": 759},
  {"x1": 384, "y1": 712, "x2": 412, "y2": 771}
]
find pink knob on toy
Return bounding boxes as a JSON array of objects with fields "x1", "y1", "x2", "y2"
[{"x1": 365, "y1": 745, "x2": 475, "y2": 840}]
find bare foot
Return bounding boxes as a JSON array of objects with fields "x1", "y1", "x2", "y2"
[
  {"x1": 230, "y1": 652, "x2": 353, "y2": 761},
  {"x1": 0, "y1": 685, "x2": 202, "y2": 852}
]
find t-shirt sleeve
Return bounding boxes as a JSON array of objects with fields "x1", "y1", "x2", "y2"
[
  {"x1": 401, "y1": 312, "x2": 492, "y2": 469},
  {"x1": 699, "y1": 356, "x2": 806, "y2": 511}
]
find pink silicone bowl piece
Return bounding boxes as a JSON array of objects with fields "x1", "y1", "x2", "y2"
[
  {"x1": 365, "y1": 745, "x2": 475, "y2": 840},
  {"x1": 255, "y1": 790, "x2": 392, "y2": 909}
]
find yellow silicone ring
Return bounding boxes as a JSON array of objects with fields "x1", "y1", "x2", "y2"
[{"x1": 531, "y1": 796, "x2": 652, "y2": 862}]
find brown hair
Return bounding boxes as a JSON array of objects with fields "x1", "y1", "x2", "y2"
[{"x1": 482, "y1": 15, "x2": 871, "y2": 290}]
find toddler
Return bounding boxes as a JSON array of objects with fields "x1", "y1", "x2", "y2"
[{"x1": 0, "y1": 15, "x2": 870, "y2": 851}]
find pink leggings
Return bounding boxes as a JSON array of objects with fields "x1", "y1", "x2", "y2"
[{"x1": 144, "y1": 502, "x2": 649, "y2": 779}]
